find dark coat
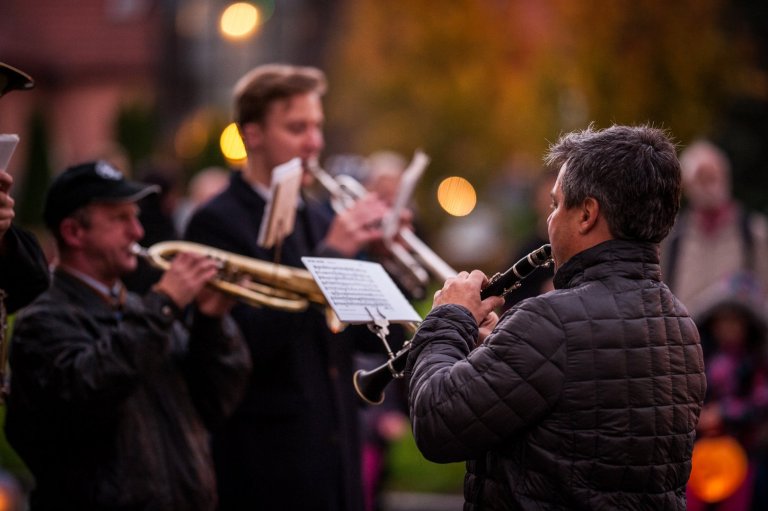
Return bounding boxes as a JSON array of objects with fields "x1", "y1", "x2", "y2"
[
  {"x1": 185, "y1": 171, "x2": 374, "y2": 511},
  {"x1": 407, "y1": 240, "x2": 706, "y2": 511},
  {"x1": 0, "y1": 224, "x2": 50, "y2": 313},
  {"x1": 5, "y1": 270, "x2": 251, "y2": 511}
]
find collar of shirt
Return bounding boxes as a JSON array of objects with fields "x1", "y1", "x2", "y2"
[{"x1": 57, "y1": 265, "x2": 125, "y2": 308}]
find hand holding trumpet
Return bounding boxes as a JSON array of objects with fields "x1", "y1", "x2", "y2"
[
  {"x1": 322, "y1": 192, "x2": 390, "y2": 257},
  {"x1": 151, "y1": 250, "x2": 237, "y2": 317}
]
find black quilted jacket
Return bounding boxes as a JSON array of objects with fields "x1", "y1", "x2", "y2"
[{"x1": 406, "y1": 239, "x2": 706, "y2": 510}]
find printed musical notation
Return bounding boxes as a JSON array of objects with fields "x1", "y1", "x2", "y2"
[{"x1": 302, "y1": 257, "x2": 422, "y2": 324}]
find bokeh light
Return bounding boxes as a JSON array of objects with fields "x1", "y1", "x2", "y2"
[
  {"x1": 220, "y1": 122, "x2": 247, "y2": 163},
  {"x1": 688, "y1": 436, "x2": 748, "y2": 503},
  {"x1": 220, "y1": 2, "x2": 259, "y2": 40},
  {"x1": 437, "y1": 176, "x2": 477, "y2": 216}
]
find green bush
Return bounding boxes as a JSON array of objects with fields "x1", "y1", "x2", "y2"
[{"x1": 383, "y1": 429, "x2": 464, "y2": 494}]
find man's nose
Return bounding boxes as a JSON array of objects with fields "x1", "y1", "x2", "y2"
[
  {"x1": 130, "y1": 217, "x2": 145, "y2": 240},
  {"x1": 306, "y1": 127, "x2": 324, "y2": 152}
]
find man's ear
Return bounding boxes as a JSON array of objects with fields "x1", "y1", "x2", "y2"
[
  {"x1": 578, "y1": 197, "x2": 600, "y2": 234},
  {"x1": 239, "y1": 122, "x2": 263, "y2": 149},
  {"x1": 59, "y1": 217, "x2": 84, "y2": 248}
]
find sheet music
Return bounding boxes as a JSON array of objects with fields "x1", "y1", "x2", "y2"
[
  {"x1": 301, "y1": 257, "x2": 422, "y2": 324},
  {"x1": 0, "y1": 134, "x2": 20, "y2": 172},
  {"x1": 257, "y1": 157, "x2": 303, "y2": 248},
  {"x1": 381, "y1": 149, "x2": 430, "y2": 241}
]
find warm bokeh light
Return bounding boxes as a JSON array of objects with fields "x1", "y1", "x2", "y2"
[
  {"x1": 688, "y1": 436, "x2": 748, "y2": 503},
  {"x1": 437, "y1": 176, "x2": 477, "y2": 216},
  {"x1": 0, "y1": 482, "x2": 16, "y2": 511},
  {"x1": 220, "y1": 122, "x2": 247, "y2": 162},
  {"x1": 220, "y1": 2, "x2": 259, "y2": 40}
]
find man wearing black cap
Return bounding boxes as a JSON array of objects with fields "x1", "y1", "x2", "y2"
[
  {"x1": 4, "y1": 160, "x2": 252, "y2": 511},
  {"x1": 0, "y1": 61, "x2": 49, "y2": 314}
]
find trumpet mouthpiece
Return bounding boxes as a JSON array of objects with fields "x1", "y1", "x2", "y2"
[{"x1": 130, "y1": 243, "x2": 147, "y2": 258}]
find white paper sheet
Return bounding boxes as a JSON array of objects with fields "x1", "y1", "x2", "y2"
[
  {"x1": 257, "y1": 157, "x2": 303, "y2": 248},
  {"x1": 301, "y1": 256, "x2": 422, "y2": 324},
  {"x1": 0, "y1": 134, "x2": 20, "y2": 172}
]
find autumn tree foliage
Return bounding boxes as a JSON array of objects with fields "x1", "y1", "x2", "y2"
[{"x1": 325, "y1": 0, "x2": 763, "y2": 199}]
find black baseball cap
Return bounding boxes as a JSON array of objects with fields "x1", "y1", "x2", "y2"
[
  {"x1": 0, "y1": 62, "x2": 34, "y2": 97},
  {"x1": 43, "y1": 161, "x2": 160, "y2": 231}
]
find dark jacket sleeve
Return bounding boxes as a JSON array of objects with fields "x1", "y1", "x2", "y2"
[
  {"x1": 182, "y1": 309, "x2": 251, "y2": 429},
  {"x1": 406, "y1": 301, "x2": 567, "y2": 463},
  {"x1": 0, "y1": 225, "x2": 50, "y2": 313}
]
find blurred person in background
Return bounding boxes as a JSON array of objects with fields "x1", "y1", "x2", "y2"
[
  {"x1": 0, "y1": 174, "x2": 49, "y2": 315},
  {"x1": 174, "y1": 166, "x2": 230, "y2": 235},
  {"x1": 406, "y1": 125, "x2": 705, "y2": 510},
  {"x1": 184, "y1": 63, "x2": 396, "y2": 511},
  {"x1": 687, "y1": 273, "x2": 768, "y2": 511},
  {"x1": 662, "y1": 139, "x2": 768, "y2": 319},
  {"x1": 0, "y1": 60, "x2": 49, "y2": 511},
  {"x1": 4, "y1": 161, "x2": 251, "y2": 510},
  {"x1": 0, "y1": 61, "x2": 50, "y2": 316},
  {"x1": 363, "y1": 150, "x2": 408, "y2": 207}
]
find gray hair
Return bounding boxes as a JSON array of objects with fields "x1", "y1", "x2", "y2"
[{"x1": 545, "y1": 124, "x2": 681, "y2": 243}]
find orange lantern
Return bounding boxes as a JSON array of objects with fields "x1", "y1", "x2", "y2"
[{"x1": 688, "y1": 436, "x2": 749, "y2": 503}]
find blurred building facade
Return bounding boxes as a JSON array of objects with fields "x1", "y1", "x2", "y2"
[
  {"x1": 0, "y1": 0, "x2": 340, "y2": 199},
  {"x1": 0, "y1": 0, "x2": 165, "y2": 175}
]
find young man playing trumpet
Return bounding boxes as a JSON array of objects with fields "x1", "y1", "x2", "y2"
[{"x1": 184, "y1": 64, "x2": 394, "y2": 511}]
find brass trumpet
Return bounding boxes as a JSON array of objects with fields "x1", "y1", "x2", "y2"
[
  {"x1": 131, "y1": 241, "x2": 325, "y2": 312},
  {"x1": 305, "y1": 153, "x2": 456, "y2": 299}
]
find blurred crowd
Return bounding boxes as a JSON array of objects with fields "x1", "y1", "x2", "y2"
[{"x1": 663, "y1": 140, "x2": 768, "y2": 511}]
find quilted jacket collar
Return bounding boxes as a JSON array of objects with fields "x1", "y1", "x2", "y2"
[{"x1": 553, "y1": 239, "x2": 660, "y2": 290}]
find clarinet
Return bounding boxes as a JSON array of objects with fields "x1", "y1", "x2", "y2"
[
  {"x1": 353, "y1": 244, "x2": 553, "y2": 404},
  {"x1": 480, "y1": 243, "x2": 553, "y2": 299}
]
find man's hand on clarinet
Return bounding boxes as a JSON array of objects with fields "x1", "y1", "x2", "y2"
[{"x1": 433, "y1": 270, "x2": 503, "y2": 335}]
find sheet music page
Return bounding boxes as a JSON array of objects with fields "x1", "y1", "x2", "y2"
[
  {"x1": 0, "y1": 134, "x2": 20, "y2": 172},
  {"x1": 381, "y1": 149, "x2": 430, "y2": 241},
  {"x1": 301, "y1": 257, "x2": 422, "y2": 324},
  {"x1": 257, "y1": 157, "x2": 303, "y2": 248}
]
